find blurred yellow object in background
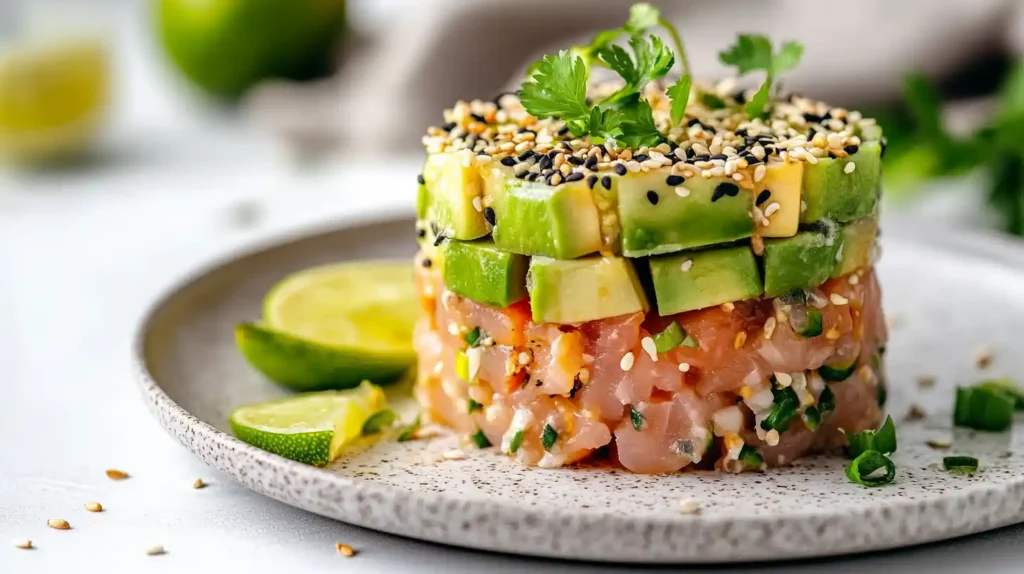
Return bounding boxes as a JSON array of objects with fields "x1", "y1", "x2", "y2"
[
  {"x1": 0, "y1": 37, "x2": 110, "y2": 164},
  {"x1": 156, "y1": 0, "x2": 347, "y2": 99}
]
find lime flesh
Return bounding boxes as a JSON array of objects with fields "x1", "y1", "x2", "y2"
[{"x1": 229, "y1": 381, "x2": 385, "y2": 466}]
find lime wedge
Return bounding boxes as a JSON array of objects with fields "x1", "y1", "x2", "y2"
[
  {"x1": 238, "y1": 261, "x2": 417, "y2": 391},
  {"x1": 229, "y1": 381, "x2": 386, "y2": 466},
  {"x1": 0, "y1": 37, "x2": 110, "y2": 163}
]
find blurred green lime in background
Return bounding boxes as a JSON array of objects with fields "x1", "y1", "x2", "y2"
[
  {"x1": 0, "y1": 37, "x2": 110, "y2": 164},
  {"x1": 155, "y1": 0, "x2": 347, "y2": 99}
]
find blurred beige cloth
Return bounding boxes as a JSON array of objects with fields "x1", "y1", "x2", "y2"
[{"x1": 247, "y1": 0, "x2": 1024, "y2": 157}]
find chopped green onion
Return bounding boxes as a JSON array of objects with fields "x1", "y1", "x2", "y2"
[
  {"x1": 361, "y1": 409, "x2": 398, "y2": 434},
  {"x1": 738, "y1": 445, "x2": 763, "y2": 469},
  {"x1": 396, "y1": 415, "x2": 421, "y2": 442},
  {"x1": 797, "y1": 309, "x2": 823, "y2": 337},
  {"x1": 653, "y1": 321, "x2": 685, "y2": 353},
  {"x1": 464, "y1": 327, "x2": 481, "y2": 347},
  {"x1": 455, "y1": 351, "x2": 469, "y2": 380},
  {"x1": 630, "y1": 406, "x2": 645, "y2": 431},
  {"x1": 802, "y1": 406, "x2": 821, "y2": 430},
  {"x1": 846, "y1": 450, "x2": 896, "y2": 487},
  {"x1": 845, "y1": 415, "x2": 897, "y2": 458},
  {"x1": 818, "y1": 386, "x2": 836, "y2": 414},
  {"x1": 978, "y1": 379, "x2": 1024, "y2": 410},
  {"x1": 954, "y1": 385, "x2": 1015, "y2": 432},
  {"x1": 470, "y1": 430, "x2": 491, "y2": 449},
  {"x1": 943, "y1": 455, "x2": 979, "y2": 476},
  {"x1": 760, "y1": 387, "x2": 799, "y2": 432},
  {"x1": 541, "y1": 424, "x2": 559, "y2": 451},
  {"x1": 508, "y1": 429, "x2": 525, "y2": 454},
  {"x1": 466, "y1": 399, "x2": 483, "y2": 413},
  {"x1": 819, "y1": 360, "x2": 857, "y2": 382},
  {"x1": 681, "y1": 333, "x2": 699, "y2": 349}
]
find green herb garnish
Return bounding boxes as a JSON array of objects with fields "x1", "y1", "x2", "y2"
[
  {"x1": 797, "y1": 309, "x2": 823, "y2": 337},
  {"x1": 818, "y1": 386, "x2": 836, "y2": 415},
  {"x1": 718, "y1": 34, "x2": 803, "y2": 118},
  {"x1": 470, "y1": 430, "x2": 491, "y2": 449},
  {"x1": 630, "y1": 405, "x2": 645, "y2": 431},
  {"x1": 738, "y1": 445, "x2": 763, "y2": 470},
  {"x1": 464, "y1": 327, "x2": 481, "y2": 347},
  {"x1": 760, "y1": 387, "x2": 800, "y2": 432},
  {"x1": 596, "y1": 35, "x2": 675, "y2": 107},
  {"x1": 943, "y1": 455, "x2": 979, "y2": 476},
  {"x1": 978, "y1": 379, "x2": 1024, "y2": 410},
  {"x1": 541, "y1": 424, "x2": 559, "y2": 451},
  {"x1": 954, "y1": 385, "x2": 1015, "y2": 432},
  {"x1": 846, "y1": 450, "x2": 896, "y2": 487},
  {"x1": 667, "y1": 75, "x2": 692, "y2": 126},
  {"x1": 802, "y1": 406, "x2": 821, "y2": 431},
  {"x1": 396, "y1": 415, "x2": 421, "y2": 442},
  {"x1": 361, "y1": 409, "x2": 398, "y2": 435},
  {"x1": 844, "y1": 415, "x2": 897, "y2": 458},
  {"x1": 466, "y1": 399, "x2": 483, "y2": 414},
  {"x1": 653, "y1": 321, "x2": 685, "y2": 353},
  {"x1": 508, "y1": 429, "x2": 525, "y2": 454}
]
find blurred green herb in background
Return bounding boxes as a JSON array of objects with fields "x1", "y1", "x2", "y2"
[{"x1": 879, "y1": 63, "x2": 1024, "y2": 235}]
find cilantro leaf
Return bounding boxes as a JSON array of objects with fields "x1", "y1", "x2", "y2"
[
  {"x1": 667, "y1": 74, "x2": 691, "y2": 125},
  {"x1": 719, "y1": 34, "x2": 804, "y2": 118},
  {"x1": 597, "y1": 35, "x2": 674, "y2": 107},
  {"x1": 625, "y1": 3, "x2": 661, "y2": 35},
  {"x1": 618, "y1": 99, "x2": 664, "y2": 148},
  {"x1": 519, "y1": 50, "x2": 590, "y2": 122}
]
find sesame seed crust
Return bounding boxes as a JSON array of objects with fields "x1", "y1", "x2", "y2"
[{"x1": 422, "y1": 80, "x2": 880, "y2": 187}]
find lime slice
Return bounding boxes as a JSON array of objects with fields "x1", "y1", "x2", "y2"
[
  {"x1": 238, "y1": 261, "x2": 417, "y2": 391},
  {"x1": 229, "y1": 381, "x2": 386, "y2": 466},
  {"x1": 0, "y1": 37, "x2": 110, "y2": 163}
]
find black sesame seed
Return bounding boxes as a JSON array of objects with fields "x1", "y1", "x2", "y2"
[
  {"x1": 745, "y1": 136, "x2": 759, "y2": 146},
  {"x1": 614, "y1": 163, "x2": 627, "y2": 176},
  {"x1": 422, "y1": 258, "x2": 433, "y2": 268},
  {"x1": 687, "y1": 118, "x2": 702, "y2": 127},
  {"x1": 565, "y1": 172, "x2": 585, "y2": 183},
  {"x1": 736, "y1": 128, "x2": 748, "y2": 137},
  {"x1": 500, "y1": 156, "x2": 517, "y2": 167},
  {"x1": 417, "y1": 227, "x2": 426, "y2": 238},
  {"x1": 518, "y1": 127, "x2": 534, "y2": 134},
  {"x1": 584, "y1": 156, "x2": 598, "y2": 170},
  {"x1": 484, "y1": 207, "x2": 496, "y2": 226},
  {"x1": 712, "y1": 183, "x2": 739, "y2": 202},
  {"x1": 666, "y1": 175, "x2": 684, "y2": 186},
  {"x1": 880, "y1": 138, "x2": 888, "y2": 159},
  {"x1": 566, "y1": 155, "x2": 584, "y2": 166},
  {"x1": 694, "y1": 154, "x2": 711, "y2": 162},
  {"x1": 804, "y1": 113, "x2": 826, "y2": 123},
  {"x1": 601, "y1": 175, "x2": 612, "y2": 190},
  {"x1": 416, "y1": 173, "x2": 425, "y2": 185},
  {"x1": 470, "y1": 113, "x2": 487, "y2": 123},
  {"x1": 515, "y1": 171, "x2": 528, "y2": 180},
  {"x1": 587, "y1": 175, "x2": 598, "y2": 189},
  {"x1": 735, "y1": 91, "x2": 747, "y2": 104},
  {"x1": 685, "y1": 147, "x2": 696, "y2": 158},
  {"x1": 710, "y1": 153, "x2": 728, "y2": 161},
  {"x1": 634, "y1": 153, "x2": 650, "y2": 162},
  {"x1": 538, "y1": 155, "x2": 553, "y2": 170},
  {"x1": 433, "y1": 233, "x2": 447, "y2": 247},
  {"x1": 844, "y1": 144, "x2": 860, "y2": 155},
  {"x1": 519, "y1": 150, "x2": 536, "y2": 162},
  {"x1": 561, "y1": 141, "x2": 574, "y2": 150},
  {"x1": 526, "y1": 172, "x2": 540, "y2": 182},
  {"x1": 756, "y1": 189, "x2": 771, "y2": 206},
  {"x1": 441, "y1": 122, "x2": 456, "y2": 132},
  {"x1": 646, "y1": 190, "x2": 659, "y2": 205}
]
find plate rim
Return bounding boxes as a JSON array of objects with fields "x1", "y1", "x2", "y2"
[{"x1": 131, "y1": 210, "x2": 1024, "y2": 563}]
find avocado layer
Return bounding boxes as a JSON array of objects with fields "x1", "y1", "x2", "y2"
[
  {"x1": 527, "y1": 256, "x2": 648, "y2": 323},
  {"x1": 832, "y1": 217, "x2": 878, "y2": 278},
  {"x1": 618, "y1": 172, "x2": 754, "y2": 257},
  {"x1": 490, "y1": 177, "x2": 603, "y2": 259},
  {"x1": 762, "y1": 228, "x2": 840, "y2": 297},
  {"x1": 441, "y1": 240, "x2": 528, "y2": 308},
  {"x1": 801, "y1": 141, "x2": 882, "y2": 224},
  {"x1": 759, "y1": 162, "x2": 804, "y2": 238},
  {"x1": 422, "y1": 153, "x2": 489, "y2": 240},
  {"x1": 649, "y1": 245, "x2": 763, "y2": 314}
]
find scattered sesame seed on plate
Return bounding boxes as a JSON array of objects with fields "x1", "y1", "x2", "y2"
[
  {"x1": 13, "y1": 539, "x2": 32, "y2": 550},
  {"x1": 105, "y1": 469, "x2": 129, "y2": 480},
  {"x1": 974, "y1": 345, "x2": 994, "y2": 369},
  {"x1": 193, "y1": 478, "x2": 207, "y2": 489},
  {"x1": 442, "y1": 449, "x2": 467, "y2": 461},
  {"x1": 917, "y1": 376, "x2": 936, "y2": 389},
  {"x1": 336, "y1": 543, "x2": 356, "y2": 557},
  {"x1": 146, "y1": 545, "x2": 166, "y2": 556},
  {"x1": 47, "y1": 519, "x2": 70, "y2": 530},
  {"x1": 678, "y1": 498, "x2": 701, "y2": 515},
  {"x1": 926, "y1": 439, "x2": 952, "y2": 450},
  {"x1": 84, "y1": 502, "x2": 103, "y2": 512}
]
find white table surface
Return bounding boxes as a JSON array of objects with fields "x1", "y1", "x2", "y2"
[{"x1": 3, "y1": 2, "x2": 1024, "y2": 571}]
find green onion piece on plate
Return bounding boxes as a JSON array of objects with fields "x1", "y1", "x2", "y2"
[
  {"x1": 653, "y1": 321, "x2": 685, "y2": 353},
  {"x1": 361, "y1": 409, "x2": 398, "y2": 434},
  {"x1": 978, "y1": 379, "x2": 1024, "y2": 410},
  {"x1": 954, "y1": 385, "x2": 1015, "y2": 432},
  {"x1": 942, "y1": 455, "x2": 979, "y2": 475},
  {"x1": 844, "y1": 415, "x2": 897, "y2": 458},
  {"x1": 396, "y1": 414, "x2": 421, "y2": 442},
  {"x1": 846, "y1": 450, "x2": 896, "y2": 487}
]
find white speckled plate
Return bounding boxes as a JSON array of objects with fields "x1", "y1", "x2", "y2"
[{"x1": 133, "y1": 211, "x2": 1024, "y2": 563}]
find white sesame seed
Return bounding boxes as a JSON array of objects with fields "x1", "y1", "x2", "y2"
[
  {"x1": 804, "y1": 151, "x2": 818, "y2": 164},
  {"x1": 146, "y1": 545, "x2": 166, "y2": 556},
  {"x1": 13, "y1": 539, "x2": 32, "y2": 550},
  {"x1": 765, "y1": 429, "x2": 781, "y2": 446},
  {"x1": 753, "y1": 164, "x2": 767, "y2": 182},
  {"x1": 974, "y1": 345, "x2": 994, "y2": 369},
  {"x1": 641, "y1": 337, "x2": 658, "y2": 361},
  {"x1": 844, "y1": 162, "x2": 856, "y2": 174},
  {"x1": 679, "y1": 498, "x2": 701, "y2": 514},
  {"x1": 448, "y1": 322, "x2": 460, "y2": 336},
  {"x1": 680, "y1": 259, "x2": 693, "y2": 272},
  {"x1": 830, "y1": 293, "x2": 849, "y2": 305},
  {"x1": 849, "y1": 273, "x2": 860, "y2": 285},
  {"x1": 732, "y1": 173, "x2": 744, "y2": 181},
  {"x1": 620, "y1": 352, "x2": 635, "y2": 372},
  {"x1": 721, "y1": 302, "x2": 735, "y2": 312},
  {"x1": 774, "y1": 372, "x2": 793, "y2": 387},
  {"x1": 675, "y1": 186, "x2": 691, "y2": 198},
  {"x1": 472, "y1": 196, "x2": 483, "y2": 212},
  {"x1": 763, "y1": 317, "x2": 777, "y2": 339},
  {"x1": 678, "y1": 362, "x2": 691, "y2": 372},
  {"x1": 443, "y1": 449, "x2": 467, "y2": 461},
  {"x1": 518, "y1": 352, "x2": 531, "y2": 365},
  {"x1": 763, "y1": 202, "x2": 781, "y2": 218}
]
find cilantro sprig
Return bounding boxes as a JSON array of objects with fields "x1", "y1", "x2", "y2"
[{"x1": 719, "y1": 34, "x2": 804, "y2": 118}]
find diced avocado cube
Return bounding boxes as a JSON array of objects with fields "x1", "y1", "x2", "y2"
[
  {"x1": 801, "y1": 141, "x2": 882, "y2": 224},
  {"x1": 649, "y1": 245, "x2": 763, "y2": 314},
  {"x1": 441, "y1": 240, "x2": 528, "y2": 308},
  {"x1": 759, "y1": 161, "x2": 804, "y2": 238},
  {"x1": 618, "y1": 171, "x2": 754, "y2": 257},
  {"x1": 762, "y1": 228, "x2": 840, "y2": 297},
  {"x1": 832, "y1": 217, "x2": 878, "y2": 278},
  {"x1": 423, "y1": 152, "x2": 489, "y2": 240},
  {"x1": 527, "y1": 256, "x2": 648, "y2": 324},
  {"x1": 490, "y1": 177, "x2": 603, "y2": 259}
]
